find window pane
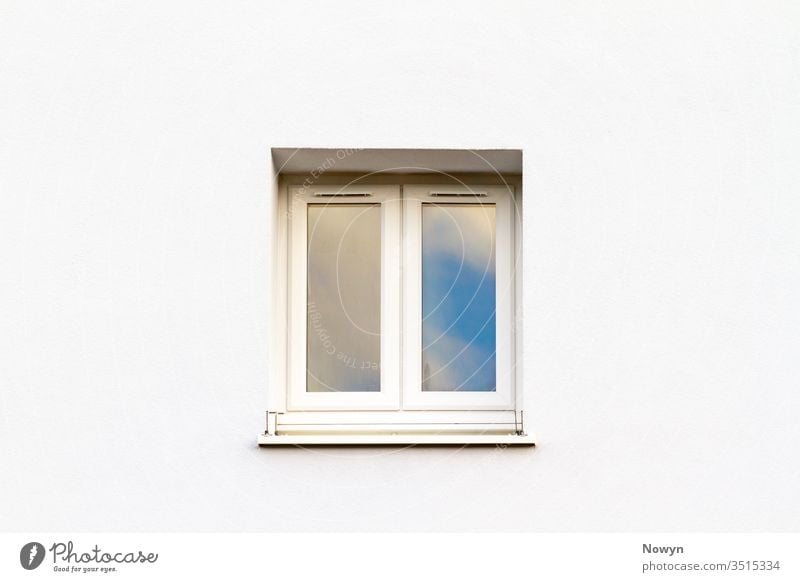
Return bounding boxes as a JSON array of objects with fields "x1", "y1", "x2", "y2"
[
  {"x1": 307, "y1": 204, "x2": 381, "y2": 392},
  {"x1": 422, "y1": 204, "x2": 496, "y2": 391}
]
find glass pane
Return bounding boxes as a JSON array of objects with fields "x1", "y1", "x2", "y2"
[
  {"x1": 422, "y1": 204, "x2": 496, "y2": 391},
  {"x1": 307, "y1": 204, "x2": 381, "y2": 392}
]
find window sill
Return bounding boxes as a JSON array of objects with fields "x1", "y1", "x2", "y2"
[{"x1": 257, "y1": 433, "x2": 536, "y2": 446}]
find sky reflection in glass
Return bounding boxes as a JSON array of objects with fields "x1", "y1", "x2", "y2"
[{"x1": 422, "y1": 204, "x2": 496, "y2": 391}]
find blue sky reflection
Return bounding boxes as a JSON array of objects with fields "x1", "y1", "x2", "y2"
[{"x1": 422, "y1": 204, "x2": 496, "y2": 391}]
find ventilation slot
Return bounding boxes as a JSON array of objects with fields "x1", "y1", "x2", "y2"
[
  {"x1": 313, "y1": 192, "x2": 373, "y2": 198},
  {"x1": 429, "y1": 191, "x2": 488, "y2": 197}
]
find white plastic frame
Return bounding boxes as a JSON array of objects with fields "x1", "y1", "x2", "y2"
[
  {"x1": 402, "y1": 185, "x2": 516, "y2": 410},
  {"x1": 267, "y1": 180, "x2": 526, "y2": 443},
  {"x1": 287, "y1": 184, "x2": 402, "y2": 411}
]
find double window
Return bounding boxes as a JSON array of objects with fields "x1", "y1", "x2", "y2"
[{"x1": 263, "y1": 182, "x2": 530, "y2": 444}]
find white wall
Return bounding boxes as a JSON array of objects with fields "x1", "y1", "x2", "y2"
[{"x1": 1, "y1": 1, "x2": 799, "y2": 531}]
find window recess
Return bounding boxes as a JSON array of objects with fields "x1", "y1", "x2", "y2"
[{"x1": 262, "y1": 150, "x2": 531, "y2": 445}]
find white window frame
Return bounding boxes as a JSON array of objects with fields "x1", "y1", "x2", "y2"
[
  {"x1": 402, "y1": 185, "x2": 515, "y2": 410},
  {"x1": 287, "y1": 184, "x2": 401, "y2": 411},
  {"x1": 261, "y1": 179, "x2": 532, "y2": 445}
]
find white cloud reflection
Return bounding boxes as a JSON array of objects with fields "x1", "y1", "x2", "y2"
[{"x1": 422, "y1": 204, "x2": 496, "y2": 274}]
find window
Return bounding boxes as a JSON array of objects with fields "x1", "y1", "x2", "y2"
[
  {"x1": 262, "y1": 151, "x2": 531, "y2": 444},
  {"x1": 288, "y1": 186, "x2": 401, "y2": 411},
  {"x1": 402, "y1": 186, "x2": 515, "y2": 411}
]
